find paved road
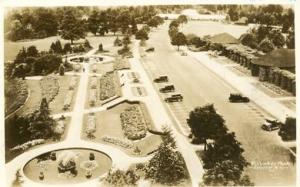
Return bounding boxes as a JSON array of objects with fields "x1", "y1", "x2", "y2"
[{"x1": 142, "y1": 23, "x2": 296, "y2": 186}]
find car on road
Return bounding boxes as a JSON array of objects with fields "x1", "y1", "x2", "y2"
[
  {"x1": 154, "y1": 76, "x2": 168, "y2": 83},
  {"x1": 164, "y1": 94, "x2": 183, "y2": 102},
  {"x1": 229, "y1": 93, "x2": 250, "y2": 103},
  {"x1": 159, "y1": 85, "x2": 175, "y2": 93},
  {"x1": 146, "y1": 47, "x2": 155, "y2": 52},
  {"x1": 261, "y1": 118, "x2": 282, "y2": 131},
  {"x1": 181, "y1": 51, "x2": 187, "y2": 56}
]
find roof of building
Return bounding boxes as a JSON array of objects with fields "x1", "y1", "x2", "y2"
[
  {"x1": 253, "y1": 49, "x2": 295, "y2": 68},
  {"x1": 209, "y1": 33, "x2": 240, "y2": 44},
  {"x1": 235, "y1": 17, "x2": 248, "y2": 24}
]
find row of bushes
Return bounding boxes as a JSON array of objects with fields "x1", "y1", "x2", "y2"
[
  {"x1": 120, "y1": 105, "x2": 147, "y2": 140},
  {"x1": 86, "y1": 113, "x2": 96, "y2": 139},
  {"x1": 5, "y1": 78, "x2": 28, "y2": 116}
]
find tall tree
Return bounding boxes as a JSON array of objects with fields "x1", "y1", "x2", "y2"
[
  {"x1": 171, "y1": 32, "x2": 187, "y2": 51},
  {"x1": 177, "y1": 15, "x2": 188, "y2": 25},
  {"x1": 87, "y1": 10, "x2": 99, "y2": 35},
  {"x1": 187, "y1": 104, "x2": 227, "y2": 150},
  {"x1": 60, "y1": 9, "x2": 86, "y2": 44}
]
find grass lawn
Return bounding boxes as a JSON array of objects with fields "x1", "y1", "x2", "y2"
[
  {"x1": 4, "y1": 34, "x2": 118, "y2": 62},
  {"x1": 23, "y1": 148, "x2": 112, "y2": 185},
  {"x1": 49, "y1": 74, "x2": 80, "y2": 114},
  {"x1": 82, "y1": 102, "x2": 162, "y2": 156}
]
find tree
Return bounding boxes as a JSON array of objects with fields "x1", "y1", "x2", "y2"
[
  {"x1": 203, "y1": 160, "x2": 253, "y2": 186},
  {"x1": 27, "y1": 98, "x2": 56, "y2": 140},
  {"x1": 60, "y1": 9, "x2": 86, "y2": 44},
  {"x1": 26, "y1": 45, "x2": 38, "y2": 57},
  {"x1": 63, "y1": 43, "x2": 72, "y2": 54},
  {"x1": 58, "y1": 63, "x2": 65, "y2": 76},
  {"x1": 259, "y1": 38, "x2": 275, "y2": 53},
  {"x1": 177, "y1": 15, "x2": 188, "y2": 25},
  {"x1": 32, "y1": 8, "x2": 58, "y2": 38},
  {"x1": 145, "y1": 143, "x2": 188, "y2": 185},
  {"x1": 122, "y1": 35, "x2": 131, "y2": 46},
  {"x1": 171, "y1": 32, "x2": 187, "y2": 51},
  {"x1": 239, "y1": 33, "x2": 258, "y2": 49},
  {"x1": 169, "y1": 20, "x2": 179, "y2": 28},
  {"x1": 269, "y1": 30, "x2": 285, "y2": 48},
  {"x1": 88, "y1": 10, "x2": 99, "y2": 35},
  {"x1": 286, "y1": 29, "x2": 295, "y2": 49},
  {"x1": 278, "y1": 117, "x2": 296, "y2": 141},
  {"x1": 14, "y1": 47, "x2": 27, "y2": 64},
  {"x1": 201, "y1": 132, "x2": 249, "y2": 170},
  {"x1": 187, "y1": 104, "x2": 227, "y2": 149},
  {"x1": 135, "y1": 29, "x2": 149, "y2": 40},
  {"x1": 228, "y1": 7, "x2": 239, "y2": 21}
]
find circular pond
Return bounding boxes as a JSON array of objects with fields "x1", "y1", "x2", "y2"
[{"x1": 23, "y1": 148, "x2": 112, "y2": 184}]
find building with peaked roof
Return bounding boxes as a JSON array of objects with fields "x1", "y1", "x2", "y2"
[{"x1": 208, "y1": 33, "x2": 240, "y2": 44}]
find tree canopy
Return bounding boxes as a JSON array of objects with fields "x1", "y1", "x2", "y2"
[
  {"x1": 171, "y1": 32, "x2": 187, "y2": 51},
  {"x1": 60, "y1": 9, "x2": 86, "y2": 44}
]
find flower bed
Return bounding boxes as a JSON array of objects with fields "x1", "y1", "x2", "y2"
[
  {"x1": 102, "y1": 136, "x2": 133, "y2": 149},
  {"x1": 120, "y1": 105, "x2": 147, "y2": 140},
  {"x1": 10, "y1": 139, "x2": 45, "y2": 152},
  {"x1": 90, "y1": 77, "x2": 98, "y2": 89},
  {"x1": 99, "y1": 72, "x2": 117, "y2": 100},
  {"x1": 89, "y1": 89, "x2": 97, "y2": 106},
  {"x1": 69, "y1": 76, "x2": 78, "y2": 90},
  {"x1": 113, "y1": 58, "x2": 130, "y2": 70},
  {"x1": 40, "y1": 76, "x2": 59, "y2": 103},
  {"x1": 86, "y1": 114, "x2": 96, "y2": 138},
  {"x1": 63, "y1": 90, "x2": 74, "y2": 110}
]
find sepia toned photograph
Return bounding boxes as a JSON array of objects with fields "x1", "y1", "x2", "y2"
[{"x1": 2, "y1": 2, "x2": 297, "y2": 187}]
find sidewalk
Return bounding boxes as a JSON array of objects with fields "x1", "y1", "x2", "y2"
[{"x1": 186, "y1": 50, "x2": 296, "y2": 122}]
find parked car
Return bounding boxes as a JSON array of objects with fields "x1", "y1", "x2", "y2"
[
  {"x1": 146, "y1": 47, "x2": 155, "y2": 52},
  {"x1": 229, "y1": 93, "x2": 250, "y2": 103},
  {"x1": 164, "y1": 94, "x2": 183, "y2": 102},
  {"x1": 154, "y1": 76, "x2": 168, "y2": 83},
  {"x1": 261, "y1": 118, "x2": 282, "y2": 131},
  {"x1": 159, "y1": 85, "x2": 175, "y2": 93},
  {"x1": 181, "y1": 51, "x2": 187, "y2": 56}
]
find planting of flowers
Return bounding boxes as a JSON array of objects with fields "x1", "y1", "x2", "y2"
[
  {"x1": 102, "y1": 136, "x2": 133, "y2": 149},
  {"x1": 86, "y1": 114, "x2": 96, "y2": 138},
  {"x1": 40, "y1": 76, "x2": 59, "y2": 103},
  {"x1": 120, "y1": 105, "x2": 147, "y2": 140},
  {"x1": 90, "y1": 77, "x2": 98, "y2": 89},
  {"x1": 89, "y1": 89, "x2": 97, "y2": 106},
  {"x1": 10, "y1": 139, "x2": 45, "y2": 152},
  {"x1": 99, "y1": 72, "x2": 117, "y2": 100},
  {"x1": 63, "y1": 90, "x2": 74, "y2": 110},
  {"x1": 113, "y1": 58, "x2": 131, "y2": 70}
]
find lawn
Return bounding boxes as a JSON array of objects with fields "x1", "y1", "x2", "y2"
[
  {"x1": 23, "y1": 148, "x2": 112, "y2": 185},
  {"x1": 180, "y1": 20, "x2": 250, "y2": 38},
  {"x1": 4, "y1": 33, "x2": 119, "y2": 62},
  {"x1": 82, "y1": 102, "x2": 162, "y2": 156},
  {"x1": 49, "y1": 75, "x2": 80, "y2": 114}
]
